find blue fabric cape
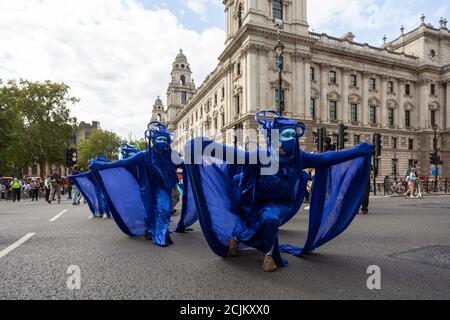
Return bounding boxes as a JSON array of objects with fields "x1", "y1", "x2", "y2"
[{"x1": 182, "y1": 137, "x2": 371, "y2": 266}]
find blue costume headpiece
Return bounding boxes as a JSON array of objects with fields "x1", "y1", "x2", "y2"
[
  {"x1": 119, "y1": 144, "x2": 140, "y2": 160},
  {"x1": 145, "y1": 121, "x2": 174, "y2": 153},
  {"x1": 255, "y1": 110, "x2": 306, "y2": 157}
]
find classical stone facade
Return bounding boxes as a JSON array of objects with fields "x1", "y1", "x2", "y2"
[{"x1": 152, "y1": 0, "x2": 450, "y2": 179}]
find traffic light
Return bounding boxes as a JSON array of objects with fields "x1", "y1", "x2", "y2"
[
  {"x1": 373, "y1": 133, "x2": 382, "y2": 157},
  {"x1": 64, "y1": 148, "x2": 78, "y2": 167},
  {"x1": 338, "y1": 124, "x2": 349, "y2": 150},
  {"x1": 316, "y1": 128, "x2": 326, "y2": 153},
  {"x1": 430, "y1": 152, "x2": 443, "y2": 165}
]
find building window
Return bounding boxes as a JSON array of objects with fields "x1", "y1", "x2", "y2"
[
  {"x1": 350, "y1": 103, "x2": 358, "y2": 123},
  {"x1": 180, "y1": 75, "x2": 186, "y2": 85},
  {"x1": 405, "y1": 84, "x2": 411, "y2": 95},
  {"x1": 310, "y1": 67, "x2": 315, "y2": 81},
  {"x1": 431, "y1": 83, "x2": 436, "y2": 96},
  {"x1": 370, "y1": 78, "x2": 376, "y2": 90},
  {"x1": 405, "y1": 110, "x2": 411, "y2": 128},
  {"x1": 236, "y1": 62, "x2": 241, "y2": 76},
  {"x1": 388, "y1": 81, "x2": 394, "y2": 93},
  {"x1": 214, "y1": 93, "x2": 218, "y2": 105},
  {"x1": 329, "y1": 101, "x2": 337, "y2": 121},
  {"x1": 431, "y1": 110, "x2": 436, "y2": 127},
  {"x1": 222, "y1": 113, "x2": 225, "y2": 127},
  {"x1": 235, "y1": 95, "x2": 240, "y2": 115},
  {"x1": 273, "y1": 0, "x2": 283, "y2": 20},
  {"x1": 351, "y1": 74, "x2": 357, "y2": 87},
  {"x1": 329, "y1": 71, "x2": 337, "y2": 84},
  {"x1": 237, "y1": 3, "x2": 244, "y2": 28},
  {"x1": 392, "y1": 137, "x2": 397, "y2": 149},
  {"x1": 214, "y1": 118, "x2": 218, "y2": 130},
  {"x1": 391, "y1": 159, "x2": 398, "y2": 177},
  {"x1": 388, "y1": 108, "x2": 394, "y2": 126},
  {"x1": 181, "y1": 91, "x2": 187, "y2": 104},
  {"x1": 310, "y1": 98, "x2": 316, "y2": 118},
  {"x1": 222, "y1": 87, "x2": 225, "y2": 99},
  {"x1": 408, "y1": 139, "x2": 414, "y2": 150},
  {"x1": 354, "y1": 134, "x2": 361, "y2": 146},
  {"x1": 370, "y1": 106, "x2": 377, "y2": 124},
  {"x1": 275, "y1": 89, "x2": 285, "y2": 109}
]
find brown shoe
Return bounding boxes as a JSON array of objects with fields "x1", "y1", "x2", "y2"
[
  {"x1": 228, "y1": 238, "x2": 240, "y2": 257},
  {"x1": 263, "y1": 256, "x2": 278, "y2": 272}
]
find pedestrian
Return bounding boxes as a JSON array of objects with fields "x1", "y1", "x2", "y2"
[
  {"x1": 10, "y1": 177, "x2": 22, "y2": 202},
  {"x1": 49, "y1": 169, "x2": 62, "y2": 204},
  {"x1": 404, "y1": 167, "x2": 418, "y2": 198},
  {"x1": 360, "y1": 171, "x2": 371, "y2": 214},
  {"x1": 44, "y1": 175, "x2": 51, "y2": 203},
  {"x1": 22, "y1": 181, "x2": 30, "y2": 199},
  {"x1": 71, "y1": 165, "x2": 81, "y2": 206},
  {"x1": 30, "y1": 178, "x2": 39, "y2": 201},
  {"x1": 0, "y1": 183, "x2": 5, "y2": 201}
]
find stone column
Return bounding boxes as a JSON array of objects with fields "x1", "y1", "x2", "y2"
[
  {"x1": 342, "y1": 67, "x2": 350, "y2": 123},
  {"x1": 303, "y1": 54, "x2": 311, "y2": 120},
  {"x1": 444, "y1": 80, "x2": 450, "y2": 129},
  {"x1": 293, "y1": 53, "x2": 304, "y2": 118},
  {"x1": 245, "y1": 46, "x2": 258, "y2": 113},
  {"x1": 418, "y1": 78, "x2": 430, "y2": 129},
  {"x1": 381, "y1": 75, "x2": 388, "y2": 128},
  {"x1": 398, "y1": 78, "x2": 406, "y2": 129},
  {"x1": 320, "y1": 63, "x2": 329, "y2": 123},
  {"x1": 362, "y1": 71, "x2": 370, "y2": 126},
  {"x1": 258, "y1": 47, "x2": 268, "y2": 113},
  {"x1": 439, "y1": 81, "x2": 446, "y2": 130}
]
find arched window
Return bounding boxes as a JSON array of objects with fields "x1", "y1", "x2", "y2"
[
  {"x1": 180, "y1": 75, "x2": 186, "y2": 85},
  {"x1": 237, "y1": 3, "x2": 243, "y2": 29},
  {"x1": 273, "y1": 0, "x2": 283, "y2": 20},
  {"x1": 157, "y1": 114, "x2": 162, "y2": 122}
]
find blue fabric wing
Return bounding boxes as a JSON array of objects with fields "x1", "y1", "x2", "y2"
[
  {"x1": 71, "y1": 172, "x2": 99, "y2": 215},
  {"x1": 184, "y1": 157, "x2": 245, "y2": 257},
  {"x1": 280, "y1": 154, "x2": 371, "y2": 255},
  {"x1": 92, "y1": 165, "x2": 147, "y2": 236}
]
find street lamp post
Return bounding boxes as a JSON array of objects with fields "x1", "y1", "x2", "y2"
[
  {"x1": 274, "y1": 19, "x2": 284, "y2": 115},
  {"x1": 432, "y1": 124, "x2": 439, "y2": 191}
]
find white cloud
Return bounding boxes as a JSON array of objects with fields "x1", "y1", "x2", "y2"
[
  {"x1": 185, "y1": 0, "x2": 220, "y2": 19},
  {"x1": 0, "y1": 0, "x2": 225, "y2": 139}
]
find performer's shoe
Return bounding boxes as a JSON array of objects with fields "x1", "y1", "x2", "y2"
[
  {"x1": 228, "y1": 238, "x2": 240, "y2": 257},
  {"x1": 144, "y1": 231, "x2": 153, "y2": 241},
  {"x1": 263, "y1": 256, "x2": 278, "y2": 272}
]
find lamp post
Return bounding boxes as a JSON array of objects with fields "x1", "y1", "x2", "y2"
[
  {"x1": 274, "y1": 19, "x2": 284, "y2": 115},
  {"x1": 432, "y1": 124, "x2": 439, "y2": 191}
]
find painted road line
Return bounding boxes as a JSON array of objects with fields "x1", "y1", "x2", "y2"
[
  {"x1": 0, "y1": 233, "x2": 35, "y2": 259},
  {"x1": 49, "y1": 209, "x2": 69, "y2": 222}
]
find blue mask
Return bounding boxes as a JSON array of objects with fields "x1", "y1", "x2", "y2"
[{"x1": 153, "y1": 136, "x2": 170, "y2": 152}]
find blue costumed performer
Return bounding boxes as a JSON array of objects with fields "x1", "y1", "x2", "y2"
[
  {"x1": 89, "y1": 122, "x2": 183, "y2": 246},
  {"x1": 182, "y1": 110, "x2": 372, "y2": 272}
]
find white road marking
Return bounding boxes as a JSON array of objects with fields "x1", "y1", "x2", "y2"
[
  {"x1": 0, "y1": 233, "x2": 35, "y2": 259},
  {"x1": 49, "y1": 209, "x2": 69, "y2": 222}
]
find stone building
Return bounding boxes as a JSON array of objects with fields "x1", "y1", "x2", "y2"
[
  {"x1": 152, "y1": 0, "x2": 450, "y2": 179},
  {"x1": 26, "y1": 120, "x2": 101, "y2": 177}
]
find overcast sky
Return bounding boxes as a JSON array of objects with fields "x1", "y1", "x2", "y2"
[{"x1": 0, "y1": 0, "x2": 448, "y2": 139}]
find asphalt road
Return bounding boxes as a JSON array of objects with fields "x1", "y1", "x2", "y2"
[{"x1": 0, "y1": 195, "x2": 449, "y2": 300}]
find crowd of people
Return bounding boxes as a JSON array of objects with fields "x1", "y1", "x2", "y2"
[{"x1": 0, "y1": 167, "x2": 82, "y2": 204}]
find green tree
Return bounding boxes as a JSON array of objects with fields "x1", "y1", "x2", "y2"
[
  {"x1": 78, "y1": 130, "x2": 124, "y2": 170},
  {"x1": 0, "y1": 79, "x2": 78, "y2": 177}
]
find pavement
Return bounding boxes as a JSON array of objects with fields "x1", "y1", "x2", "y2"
[{"x1": 0, "y1": 195, "x2": 449, "y2": 300}]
